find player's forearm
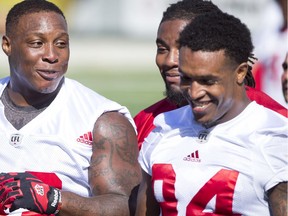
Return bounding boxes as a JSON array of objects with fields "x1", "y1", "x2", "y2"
[
  {"x1": 58, "y1": 191, "x2": 130, "y2": 216},
  {"x1": 268, "y1": 182, "x2": 287, "y2": 216}
]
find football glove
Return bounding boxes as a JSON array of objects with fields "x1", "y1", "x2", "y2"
[{"x1": 0, "y1": 172, "x2": 61, "y2": 215}]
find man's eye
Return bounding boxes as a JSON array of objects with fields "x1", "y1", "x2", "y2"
[
  {"x1": 200, "y1": 79, "x2": 216, "y2": 85},
  {"x1": 156, "y1": 46, "x2": 168, "y2": 53},
  {"x1": 56, "y1": 41, "x2": 68, "y2": 48},
  {"x1": 29, "y1": 41, "x2": 43, "y2": 47}
]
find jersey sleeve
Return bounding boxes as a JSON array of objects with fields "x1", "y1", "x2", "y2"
[
  {"x1": 138, "y1": 128, "x2": 163, "y2": 175},
  {"x1": 253, "y1": 126, "x2": 288, "y2": 192},
  {"x1": 138, "y1": 111, "x2": 170, "y2": 175},
  {"x1": 262, "y1": 135, "x2": 288, "y2": 191}
]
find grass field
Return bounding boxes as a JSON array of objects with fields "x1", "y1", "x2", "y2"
[{"x1": 67, "y1": 66, "x2": 164, "y2": 117}]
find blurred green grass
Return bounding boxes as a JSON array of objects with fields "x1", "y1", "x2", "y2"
[{"x1": 67, "y1": 66, "x2": 164, "y2": 117}]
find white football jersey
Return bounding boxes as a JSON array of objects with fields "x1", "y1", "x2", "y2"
[
  {"x1": 139, "y1": 102, "x2": 288, "y2": 216},
  {"x1": 0, "y1": 77, "x2": 135, "y2": 215}
]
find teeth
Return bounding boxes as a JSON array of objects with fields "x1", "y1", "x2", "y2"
[
  {"x1": 194, "y1": 102, "x2": 208, "y2": 108},
  {"x1": 40, "y1": 70, "x2": 56, "y2": 74}
]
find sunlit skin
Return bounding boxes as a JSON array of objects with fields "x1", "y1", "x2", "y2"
[
  {"x1": 281, "y1": 53, "x2": 288, "y2": 103},
  {"x1": 179, "y1": 48, "x2": 251, "y2": 128},
  {"x1": 1, "y1": 11, "x2": 69, "y2": 107},
  {"x1": 156, "y1": 19, "x2": 189, "y2": 106}
]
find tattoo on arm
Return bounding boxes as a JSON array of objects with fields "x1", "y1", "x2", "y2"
[
  {"x1": 268, "y1": 182, "x2": 287, "y2": 216},
  {"x1": 89, "y1": 111, "x2": 141, "y2": 196}
]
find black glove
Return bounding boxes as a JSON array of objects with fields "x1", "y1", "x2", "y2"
[{"x1": 0, "y1": 172, "x2": 62, "y2": 215}]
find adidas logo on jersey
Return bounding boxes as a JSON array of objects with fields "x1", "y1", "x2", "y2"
[
  {"x1": 76, "y1": 131, "x2": 93, "y2": 145},
  {"x1": 183, "y1": 150, "x2": 201, "y2": 162}
]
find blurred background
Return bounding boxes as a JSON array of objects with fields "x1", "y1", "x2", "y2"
[{"x1": 0, "y1": 0, "x2": 287, "y2": 116}]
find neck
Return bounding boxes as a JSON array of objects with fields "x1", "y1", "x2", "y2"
[{"x1": 7, "y1": 79, "x2": 63, "y2": 109}]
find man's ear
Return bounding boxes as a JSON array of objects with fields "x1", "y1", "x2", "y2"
[
  {"x1": 2, "y1": 35, "x2": 11, "y2": 56},
  {"x1": 235, "y1": 62, "x2": 248, "y2": 85}
]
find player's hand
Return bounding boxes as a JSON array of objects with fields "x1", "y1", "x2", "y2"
[
  {"x1": 0, "y1": 172, "x2": 61, "y2": 215},
  {"x1": 0, "y1": 172, "x2": 22, "y2": 215}
]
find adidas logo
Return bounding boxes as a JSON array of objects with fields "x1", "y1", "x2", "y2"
[
  {"x1": 183, "y1": 150, "x2": 201, "y2": 162},
  {"x1": 76, "y1": 131, "x2": 93, "y2": 145}
]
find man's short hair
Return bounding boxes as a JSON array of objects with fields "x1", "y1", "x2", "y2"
[
  {"x1": 161, "y1": 0, "x2": 220, "y2": 24},
  {"x1": 6, "y1": 0, "x2": 66, "y2": 36},
  {"x1": 179, "y1": 11, "x2": 254, "y2": 66}
]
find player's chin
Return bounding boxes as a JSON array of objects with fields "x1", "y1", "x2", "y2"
[
  {"x1": 36, "y1": 84, "x2": 59, "y2": 94},
  {"x1": 190, "y1": 105, "x2": 217, "y2": 127},
  {"x1": 195, "y1": 117, "x2": 216, "y2": 128},
  {"x1": 36, "y1": 79, "x2": 63, "y2": 94}
]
